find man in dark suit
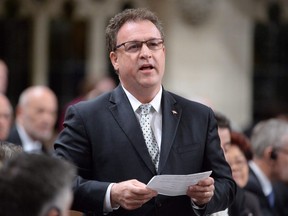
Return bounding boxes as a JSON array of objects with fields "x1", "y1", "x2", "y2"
[
  {"x1": 245, "y1": 118, "x2": 288, "y2": 216},
  {"x1": 54, "y1": 8, "x2": 236, "y2": 216},
  {"x1": 7, "y1": 86, "x2": 58, "y2": 153}
]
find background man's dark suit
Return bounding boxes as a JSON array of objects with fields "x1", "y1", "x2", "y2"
[
  {"x1": 245, "y1": 168, "x2": 287, "y2": 216},
  {"x1": 6, "y1": 126, "x2": 22, "y2": 146},
  {"x1": 54, "y1": 85, "x2": 236, "y2": 216},
  {"x1": 6, "y1": 126, "x2": 47, "y2": 153}
]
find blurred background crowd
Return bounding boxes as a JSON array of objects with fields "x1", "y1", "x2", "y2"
[{"x1": 0, "y1": 0, "x2": 288, "y2": 130}]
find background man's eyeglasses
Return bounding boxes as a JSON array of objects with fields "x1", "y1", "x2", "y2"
[{"x1": 115, "y1": 38, "x2": 164, "y2": 53}]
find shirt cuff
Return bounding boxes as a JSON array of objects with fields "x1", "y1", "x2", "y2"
[
  {"x1": 191, "y1": 199, "x2": 206, "y2": 209},
  {"x1": 103, "y1": 183, "x2": 120, "y2": 213},
  {"x1": 190, "y1": 200, "x2": 207, "y2": 216}
]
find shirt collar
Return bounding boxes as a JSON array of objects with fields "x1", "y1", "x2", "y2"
[
  {"x1": 122, "y1": 85, "x2": 162, "y2": 113},
  {"x1": 16, "y1": 123, "x2": 42, "y2": 152},
  {"x1": 249, "y1": 160, "x2": 273, "y2": 196}
]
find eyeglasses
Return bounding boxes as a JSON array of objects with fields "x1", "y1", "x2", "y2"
[{"x1": 115, "y1": 38, "x2": 164, "y2": 53}]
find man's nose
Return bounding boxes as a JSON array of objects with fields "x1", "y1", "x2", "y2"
[{"x1": 139, "y1": 43, "x2": 152, "y2": 58}]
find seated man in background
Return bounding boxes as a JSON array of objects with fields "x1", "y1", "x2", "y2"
[
  {"x1": 245, "y1": 118, "x2": 288, "y2": 216},
  {"x1": 0, "y1": 93, "x2": 13, "y2": 141},
  {"x1": 212, "y1": 111, "x2": 232, "y2": 216},
  {"x1": 0, "y1": 153, "x2": 76, "y2": 216},
  {"x1": 7, "y1": 86, "x2": 58, "y2": 153},
  {"x1": 214, "y1": 111, "x2": 232, "y2": 153}
]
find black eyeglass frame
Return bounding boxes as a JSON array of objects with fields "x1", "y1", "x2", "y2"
[{"x1": 114, "y1": 38, "x2": 164, "y2": 53}]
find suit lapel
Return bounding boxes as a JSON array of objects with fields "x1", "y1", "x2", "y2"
[
  {"x1": 158, "y1": 91, "x2": 182, "y2": 174},
  {"x1": 248, "y1": 168, "x2": 266, "y2": 197},
  {"x1": 108, "y1": 86, "x2": 156, "y2": 174}
]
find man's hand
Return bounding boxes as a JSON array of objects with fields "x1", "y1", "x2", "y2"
[
  {"x1": 111, "y1": 179, "x2": 158, "y2": 210},
  {"x1": 186, "y1": 177, "x2": 215, "y2": 206}
]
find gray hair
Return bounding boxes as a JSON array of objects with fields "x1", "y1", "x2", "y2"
[
  {"x1": 105, "y1": 8, "x2": 164, "y2": 53},
  {"x1": 18, "y1": 85, "x2": 57, "y2": 107},
  {"x1": 250, "y1": 118, "x2": 288, "y2": 158},
  {"x1": 0, "y1": 142, "x2": 23, "y2": 168}
]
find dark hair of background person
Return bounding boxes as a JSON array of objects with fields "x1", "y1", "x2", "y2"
[
  {"x1": 0, "y1": 153, "x2": 76, "y2": 216},
  {"x1": 230, "y1": 131, "x2": 254, "y2": 161},
  {"x1": 214, "y1": 111, "x2": 231, "y2": 131}
]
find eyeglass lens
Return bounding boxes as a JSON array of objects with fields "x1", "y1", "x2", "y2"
[{"x1": 119, "y1": 39, "x2": 163, "y2": 53}]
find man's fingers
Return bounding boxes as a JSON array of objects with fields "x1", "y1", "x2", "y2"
[{"x1": 111, "y1": 179, "x2": 157, "y2": 210}]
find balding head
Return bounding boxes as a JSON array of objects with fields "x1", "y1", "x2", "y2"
[
  {"x1": 17, "y1": 86, "x2": 58, "y2": 142},
  {"x1": 0, "y1": 94, "x2": 12, "y2": 140},
  {"x1": 0, "y1": 60, "x2": 8, "y2": 94}
]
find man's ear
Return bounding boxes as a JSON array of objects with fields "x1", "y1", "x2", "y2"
[
  {"x1": 270, "y1": 148, "x2": 278, "y2": 160},
  {"x1": 110, "y1": 51, "x2": 119, "y2": 71},
  {"x1": 264, "y1": 146, "x2": 277, "y2": 161}
]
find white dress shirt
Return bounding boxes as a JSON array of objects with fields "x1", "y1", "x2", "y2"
[
  {"x1": 16, "y1": 123, "x2": 42, "y2": 152},
  {"x1": 249, "y1": 160, "x2": 273, "y2": 196}
]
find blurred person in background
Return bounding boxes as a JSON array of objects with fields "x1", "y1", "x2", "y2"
[
  {"x1": 0, "y1": 152, "x2": 76, "y2": 216},
  {"x1": 0, "y1": 141, "x2": 22, "y2": 168},
  {"x1": 225, "y1": 131, "x2": 261, "y2": 216},
  {"x1": 85, "y1": 75, "x2": 117, "y2": 100},
  {"x1": 245, "y1": 118, "x2": 288, "y2": 216},
  {"x1": 0, "y1": 59, "x2": 8, "y2": 94},
  {"x1": 273, "y1": 113, "x2": 288, "y2": 216},
  {"x1": 214, "y1": 112, "x2": 261, "y2": 216},
  {"x1": 7, "y1": 86, "x2": 58, "y2": 153},
  {"x1": 211, "y1": 111, "x2": 231, "y2": 216},
  {"x1": 0, "y1": 93, "x2": 13, "y2": 141},
  {"x1": 230, "y1": 131, "x2": 253, "y2": 161},
  {"x1": 214, "y1": 111, "x2": 232, "y2": 153},
  {"x1": 58, "y1": 75, "x2": 116, "y2": 132}
]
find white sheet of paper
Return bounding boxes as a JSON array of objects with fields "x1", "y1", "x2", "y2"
[{"x1": 146, "y1": 170, "x2": 212, "y2": 196}]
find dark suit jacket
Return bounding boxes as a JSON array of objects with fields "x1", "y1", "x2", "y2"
[
  {"x1": 244, "y1": 190, "x2": 262, "y2": 216},
  {"x1": 245, "y1": 167, "x2": 287, "y2": 216},
  {"x1": 229, "y1": 186, "x2": 261, "y2": 216},
  {"x1": 54, "y1": 85, "x2": 236, "y2": 216},
  {"x1": 272, "y1": 181, "x2": 288, "y2": 216},
  {"x1": 6, "y1": 126, "x2": 23, "y2": 146}
]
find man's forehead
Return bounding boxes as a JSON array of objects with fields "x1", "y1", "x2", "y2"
[{"x1": 117, "y1": 20, "x2": 160, "y2": 40}]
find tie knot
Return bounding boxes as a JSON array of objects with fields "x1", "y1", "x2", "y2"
[{"x1": 139, "y1": 104, "x2": 152, "y2": 115}]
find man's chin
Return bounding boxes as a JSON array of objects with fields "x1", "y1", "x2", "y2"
[{"x1": 35, "y1": 132, "x2": 52, "y2": 142}]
